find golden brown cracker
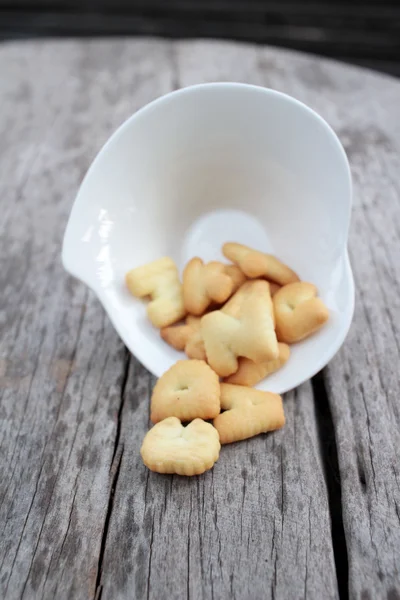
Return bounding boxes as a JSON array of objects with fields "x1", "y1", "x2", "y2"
[
  {"x1": 141, "y1": 417, "x2": 220, "y2": 476},
  {"x1": 183, "y1": 258, "x2": 244, "y2": 316},
  {"x1": 150, "y1": 359, "x2": 220, "y2": 423},
  {"x1": 223, "y1": 242, "x2": 299, "y2": 286},
  {"x1": 201, "y1": 280, "x2": 278, "y2": 377},
  {"x1": 213, "y1": 384, "x2": 285, "y2": 444},
  {"x1": 126, "y1": 257, "x2": 185, "y2": 328},
  {"x1": 273, "y1": 282, "x2": 329, "y2": 343}
]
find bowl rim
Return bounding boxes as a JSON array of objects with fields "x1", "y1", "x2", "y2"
[{"x1": 62, "y1": 82, "x2": 352, "y2": 276}]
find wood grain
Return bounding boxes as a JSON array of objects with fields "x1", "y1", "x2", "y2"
[
  {"x1": 325, "y1": 98, "x2": 400, "y2": 599},
  {"x1": 0, "y1": 38, "x2": 400, "y2": 599},
  {"x1": 99, "y1": 366, "x2": 338, "y2": 600},
  {"x1": 0, "y1": 39, "x2": 175, "y2": 599}
]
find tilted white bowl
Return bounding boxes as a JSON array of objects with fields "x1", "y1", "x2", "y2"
[{"x1": 62, "y1": 83, "x2": 354, "y2": 394}]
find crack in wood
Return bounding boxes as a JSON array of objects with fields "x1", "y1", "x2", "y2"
[
  {"x1": 93, "y1": 349, "x2": 129, "y2": 600},
  {"x1": 312, "y1": 370, "x2": 349, "y2": 600},
  {"x1": 22, "y1": 466, "x2": 66, "y2": 598},
  {"x1": 187, "y1": 493, "x2": 192, "y2": 600},
  {"x1": 146, "y1": 518, "x2": 155, "y2": 600},
  {"x1": 93, "y1": 444, "x2": 124, "y2": 600},
  {"x1": 111, "y1": 347, "x2": 130, "y2": 468},
  {"x1": 2, "y1": 295, "x2": 89, "y2": 586},
  {"x1": 0, "y1": 325, "x2": 47, "y2": 516},
  {"x1": 304, "y1": 547, "x2": 308, "y2": 599},
  {"x1": 359, "y1": 383, "x2": 378, "y2": 497}
]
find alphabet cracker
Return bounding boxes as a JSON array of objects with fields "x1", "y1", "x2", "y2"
[
  {"x1": 213, "y1": 384, "x2": 285, "y2": 444},
  {"x1": 223, "y1": 242, "x2": 299, "y2": 286},
  {"x1": 126, "y1": 257, "x2": 185, "y2": 328},
  {"x1": 150, "y1": 359, "x2": 220, "y2": 423},
  {"x1": 273, "y1": 282, "x2": 329, "y2": 343},
  {"x1": 141, "y1": 417, "x2": 220, "y2": 475},
  {"x1": 201, "y1": 280, "x2": 278, "y2": 377}
]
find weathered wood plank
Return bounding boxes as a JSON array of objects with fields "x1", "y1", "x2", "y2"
[
  {"x1": 99, "y1": 364, "x2": 338, "y2": 600},
  {"x1": 240, "y1": 41, "x2": 400, "y2": 598},
  {"x1": 1, "y1": 38, "x2": 400, "y2": 600},
  {"x1": 0, "y1": 39, "x2": 175, "y2": 599},
  {"x1": 325, "y1": 84, "x2": 400, "y2": 598}
]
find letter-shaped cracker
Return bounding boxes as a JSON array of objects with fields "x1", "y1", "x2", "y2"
[
  {"x1": 221, "y1": 280, "x2": 255, "y2": 317},
  {"x1": 183, "y1": 258, "x2": 246, "y2": 315},
  {"x1": 150, "y1": 359, "x2": 220, "y2": 423},
  {"x1": 213, "y1": 384, "x2": 285, "y2": 444},
  {"x1": 273, "y1": 282, "x2": 329, "y2": 344},
  {"x1": 161, "y1": 316, "x2": 206, "y2": 361},
  {"x1": 201, "y1": 280, "x2": 278, "y2": 377},
  {"x1": 224, "y1": 342, "x2": 290, "y2": 386},
  {"x1": 126, "y1": 257, "x2": 186, "y2": 328},
  {"x1": 222, "y1": 278, "x2": 276, "y2": 327},
  {"x1": 141, "y1": 417, "x2": 220, "y2": 476},
  {"x1": 223, "y1": 242, "x2": 299, "y2": 286},
  {"x1": 161, "y1": 271, "x2": 248, "y2": 360}
]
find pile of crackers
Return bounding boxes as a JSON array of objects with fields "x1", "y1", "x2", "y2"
[{"x1": 126, "y1": 242, "x2": 329, "y2": 476}]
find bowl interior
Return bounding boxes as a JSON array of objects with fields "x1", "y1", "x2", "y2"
[{"x1": 63, "y1": 84, "x2": 353, "y2": 393}]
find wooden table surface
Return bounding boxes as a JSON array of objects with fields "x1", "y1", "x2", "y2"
[{"x1": 1, "y1": 38, "x2": 399, "y2": 600}]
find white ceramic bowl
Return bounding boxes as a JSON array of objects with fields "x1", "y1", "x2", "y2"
[{"x1": 62, "y1": 83, "x2": 354, "y2": 394}]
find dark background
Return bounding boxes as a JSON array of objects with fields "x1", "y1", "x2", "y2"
[{"x1": 1, "y1": 0, "x2": 400, "y2": 77}]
